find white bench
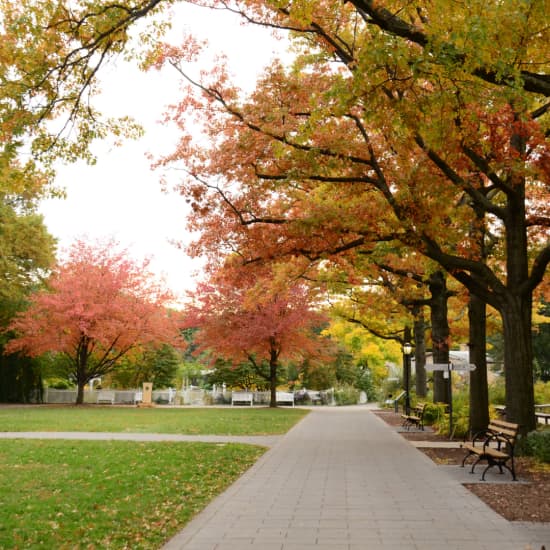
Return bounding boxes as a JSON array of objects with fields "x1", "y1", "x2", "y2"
[
  {"x1": 276, "y1": 392, "x2": 295, "y2": 407},
  {"x1": 97, "y1": 390, "x2": 115, "y2": 404},
  {"x1": 307, "y1": 390, "x2": 322, "y2": 404},
  {"x1": 231, "y1": 392, "x2": 254, "y2": 406}
]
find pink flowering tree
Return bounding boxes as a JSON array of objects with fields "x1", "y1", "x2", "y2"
[{"x1": 6, "y1": 239, "x2": 182, "y2": 404}]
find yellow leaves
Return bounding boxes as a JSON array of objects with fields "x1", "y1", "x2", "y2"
[
  {"x1": 0, "y1": 0, "x2": 170, "y2": 171},
  {"x1": 533, "y1": 302, "x2": 550, "y2": 325}
]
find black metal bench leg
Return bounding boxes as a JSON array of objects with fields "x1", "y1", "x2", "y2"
[
  {"x1": 481, "y1": 463, "x2": 493, "y2": 481},
  {"x1": 501, "y1": 459, "x2": 517, "y2": 481},
  {"x1": 461, "y1": 451, "x2": 473, "y2": 468},
  {"x1": 469, "y1": 456, "x2": 482, "y2": 474}
]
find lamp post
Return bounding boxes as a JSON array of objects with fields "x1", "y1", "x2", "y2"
[{"x1": 403, "y1": 342, "x2": 413, "y2": 415}]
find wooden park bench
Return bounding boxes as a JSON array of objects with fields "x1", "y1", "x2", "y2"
[
  {"x1": 231, "y1": 391, "x2": 254, "y2": 406},
  {"x1": 460, "y1": 418, "x2": 519, "y2": 481},
  {"x1": 401, "y1": 403, "x2": 427, "y2": 431},
  {"x1": 97, "y1": 390, "x2": 115, "y2": 404}
]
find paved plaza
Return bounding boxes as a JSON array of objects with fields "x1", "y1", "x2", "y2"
[{"x1": 163, "y1": 406, "x2": 549, "y2": 550}]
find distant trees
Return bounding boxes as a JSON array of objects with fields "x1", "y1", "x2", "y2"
[
  {"x1": 6, "y1": 239, "x2": 182, "y2": 404},
  {"x1": 0, "y1": 179, "x2": 57, "y2": 403},
  {"x1": 533, "y1": 301, "x2": 550, "y2": 382},
  {"x1": 106, "y1": 344, "x2": 181, "y2": 389}
]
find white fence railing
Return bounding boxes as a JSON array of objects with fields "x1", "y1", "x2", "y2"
[
  {"x1": 39, "y1": 387, "x2": 337, "y2": 406},
  {"x1": 42, "y1": 388, "x2": 177, "y2": 405}
]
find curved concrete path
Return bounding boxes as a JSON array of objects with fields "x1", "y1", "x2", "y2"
[{"x1": 162, "y1": 407, "x2": 549, "y2": 550}]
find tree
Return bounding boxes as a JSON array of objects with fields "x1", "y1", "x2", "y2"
[
  {"x1": 152, "y1": 3, "x2": 549, "y2": 432},
  {"x1": 0, "y1": 186, "x2": 57, "y2": 403},
  {"x1": 0, "y1": 200, "x2": 56, "y2": 318},
  {"x1": 0, "y1": 0, "x2": 144, "y2": 171},
  {"x1": 0, "y1": 353, "x2": 43, "y2": 403},
  {"x1": 6, "y1": 238, "x2": 182, "y2": 404},
  {"x1": 106, "y1": 344, "x2": 180, "y2": 389},
  {"x1": 205, "y1": 358, "x2": 271, "y2": 392},
  {"x1": 185, "y1": 262, "x2": 332, "y2": 406},
  {"x1": 323, "y1": 253, "x2": 467, "y2": 403},
  {"x1": 323, "y1": 316, "x2": 400, "y2": 390}
]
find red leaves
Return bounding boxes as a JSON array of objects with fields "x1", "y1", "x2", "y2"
[
  {"x1": 6, "y1": 238, "x2": 183, "y2": 365},
  {"x1": 186, "y1": 263, "x2": 329, "y2": 366}
]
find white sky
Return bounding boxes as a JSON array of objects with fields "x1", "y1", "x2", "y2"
[{"x1": 39, "y1": 4, "x2": 288, "y2": 304}]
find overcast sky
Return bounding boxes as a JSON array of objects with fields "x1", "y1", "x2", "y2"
[{"x1": 39, "y1": 4, "x2": 288, "y2": 304}]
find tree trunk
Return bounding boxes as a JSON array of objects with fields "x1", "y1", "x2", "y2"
[
  {"x1": 500, "y1": 180, "x2": 535, "y2": 433},
  {"x1": 76, "y1": 381, "x2": 85, "y2": 405},
  {"x1": 429, "y1": 271, "x2": 450, "y2": 404},
  {"x1": 501, "y1": 295, "x2": 536, "y2": 432},
  {"x1": 468, "y1": 293, "x2": 489, "y2": 434},
  {"x1": 75, "y1": 337, "x2": 89, "y2": 405},
  {"x1": 413, "y1": 306, "x2": 427, "y2": 398},
  {"x1": 269, "y1": 345, "x2": 278, "y2": 408}
]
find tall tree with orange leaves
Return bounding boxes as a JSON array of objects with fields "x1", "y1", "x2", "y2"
[
  {"x1": 152, "y1": 4, "x2": 549, "y2": 431},
  {"x1": 6, "y1": 239, "x2": 182, "y2": 404}
]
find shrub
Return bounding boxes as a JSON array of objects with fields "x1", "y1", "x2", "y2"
[
  {"x1": 428, "y1": 401, "x2": 470, "y2": 439},
  {"x1": 423, "y1": 402, "x2": 446, "y2": 425},
  {"x1": 534, "y1": 381, "x2": 550, "y2": 405},
  {"x1": 523, "y1": 429, "x2": 550, "y2": 463},
  {"x1": 202, "y1": 393, "x2": 214, "y2": 405},
  {"x1": 488, "y1": 377, "x2": 506, "y2": 405},
  {"x1": 356, "y1": 368, "x2": 379, "y2": 402},
  {"x1": 46, "y1": 378, "x2": 73, "y2": 390},
  {"x1": 333, "y1": 384, "x2": 359, "y2": 406}
]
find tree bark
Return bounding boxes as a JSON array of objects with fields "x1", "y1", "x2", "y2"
[
  {"x1": 269, "y1": 343, "x2": 278, "y2": 408},
  {"x1": 500, "y1": 177, "x2": 536, "y2": 433},
  {"x1": 429, "y1": 271, "x2": 450, "y2": 404},
  {"x1": 468, "y1": 293, "x2": 489, "y2": 434},
  {"x1": 412, "y1": 306, "x2": 427, "y2": 398},
  {"x1": 76, "y1": 380, "x2": 85, "y2": 405},
  {"x1": 501, "y1": 295, "x2": 535, "y2": 432}
]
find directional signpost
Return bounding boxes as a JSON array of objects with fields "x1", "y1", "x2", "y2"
[
  {"x1": 450, "y1": 363, "x2": 477, "y2": 372},
  {"x1": 425, "y1": 362, "x2": 476, "y2": 372},
  {"x1": 424, "y1": 362, "x2": 476, "y2": 437}
]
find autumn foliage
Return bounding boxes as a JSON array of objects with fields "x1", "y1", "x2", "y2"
[
  {"x1": 6, "y1": 239, "x2": 182, "y2": 403},
  {"x1": 150, "y1": 2, "x2": 549, "y2": 431},
  {"x1": 1, "y1": 0, "x2": 548, "y2": 428},
  {"x1": 185, "y1": 263, "x2": 331, "y2": 406}
]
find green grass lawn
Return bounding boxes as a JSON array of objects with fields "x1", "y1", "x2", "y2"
[
  {"x1": 0, "y1": 407, "x2": 308, "y2": 548},
  {"x1": 0, "y1": 439, "x2": 265, "y2": 549},
  {"x1": 0, "y1": 406, "x2": 309, "y2": 434}
]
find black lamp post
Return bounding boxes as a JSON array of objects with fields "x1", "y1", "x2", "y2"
[{"x1": 403, "y1": 342, "x2": 413, "y2": 415}]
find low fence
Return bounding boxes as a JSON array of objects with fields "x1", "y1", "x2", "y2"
[
  {"x1": 43, "y1": 388, "x2": 177, "y2": 405},
  {"x1": 39, "y1": 387, "x2": 337, "y2": 406}
]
